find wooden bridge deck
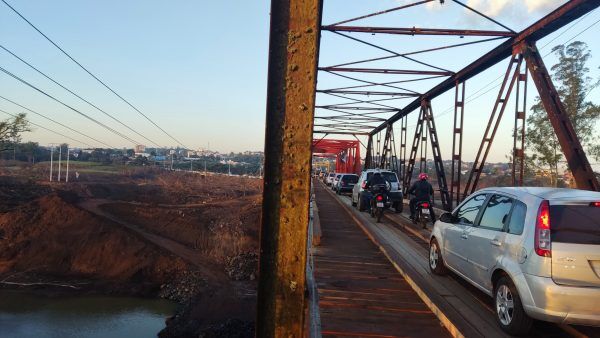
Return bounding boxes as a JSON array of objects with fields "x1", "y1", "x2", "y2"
[{"x1": 313, "y1": 183, "x2": 450, "y2": 338}]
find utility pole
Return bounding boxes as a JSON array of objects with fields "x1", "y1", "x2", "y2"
[
  {"x1": 57, "y1": 145, "x2": 62, "y2": 182},
  {"x1": 49, "y1": 145, "x2": 54, "y2": 182},
  {"x1": 66, "y1": 147, "x2": 70, "y2": 183},
  {"x1": 190, "y1": 159, "x2": 193, "y2": 172},
  {"x1": 204, "y1": 160, "x2": 207, "y2": 174}
]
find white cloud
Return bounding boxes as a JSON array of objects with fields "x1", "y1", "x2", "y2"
[
  {"x1": 524, "y1": 0, "x2": 563, "y2": 13},
  {"x1": 466, "y1": 0, "x2": 512, "y2": 17},
  {"x1": 463, "y1": 0, "x2": 566, "y2": 17}
]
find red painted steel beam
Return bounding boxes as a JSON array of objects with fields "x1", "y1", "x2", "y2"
[
  {"x1": 322, "y1": 26, "x2": 516, "y2": 37},
  {"x1": 320, "y1": 67, "x2": 453, "y2": 76},
  {"x1": 370, "y1": 0, "x2": 600, "y2": 135}
]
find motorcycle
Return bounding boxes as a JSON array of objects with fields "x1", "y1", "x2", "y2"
[
  {"x1": 370, "y1": 184, "x2": 391, "y2": 223},
  {"x1": 415, "y1": 200, "x2": 432, "y2": 229}
]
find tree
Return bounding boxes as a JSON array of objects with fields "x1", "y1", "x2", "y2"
[
  {"x1": 526, "y1": 41, "x2": 600, "y2": 186},
  {"x1": 0, "y1": 113, "x2": 30, "y2": 152}
]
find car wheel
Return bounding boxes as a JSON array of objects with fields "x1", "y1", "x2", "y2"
[
  {"x1": 494, "y1": 276, "x2": 532, "y2": 336},
  {"x1": 393, "y1": 201, "x2": 403, "y2": 213},
  {"x1": 351, "y1": 195, "x2": 357, "y2": 206},
  {"x1": 429, "y1": 239, "x2": 447, "y2": 275},
  {"x1": 358, "y1": 194, "x2": 366, "y2": 211},
  {"x1": 336, "y1": 189, "x2": 341, "y2": 195}
]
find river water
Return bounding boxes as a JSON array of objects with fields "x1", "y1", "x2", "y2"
[{"x1": 0, "y1": 290, "x2": 177, "y2": 338}]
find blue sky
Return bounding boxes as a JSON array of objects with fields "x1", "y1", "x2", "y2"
[{"x1": 0, "y1": 0, "x2": 599, "y2": 161}]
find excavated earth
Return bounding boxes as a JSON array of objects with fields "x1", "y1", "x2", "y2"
[{"x1": 0, "y1": 167, "x2": 262, "y2": 337}]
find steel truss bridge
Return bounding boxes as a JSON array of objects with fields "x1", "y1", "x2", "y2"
[{"x1": 257, "y1": 1, "x2": 600, "y2": 336}]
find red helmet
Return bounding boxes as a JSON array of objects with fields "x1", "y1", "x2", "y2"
[{"x1": 418, "y1": 173, "x2": 428, "y2": 181}]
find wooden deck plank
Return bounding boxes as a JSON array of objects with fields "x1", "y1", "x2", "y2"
[{"x1": 313, "y1": 183, "x2": 450, "y2": 338}]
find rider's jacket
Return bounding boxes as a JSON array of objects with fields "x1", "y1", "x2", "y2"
[{"x1": 408, "y1": 180, "x2": 433, "y2": 201}]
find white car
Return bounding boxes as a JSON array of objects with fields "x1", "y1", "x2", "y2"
[
  {"x1": 429, "y1": 187, "x2": 600, "y2": 335},
  {"x1": 351, "y1": 169, "x2": 403, "y2": 213},
  {"x1": 331, "y1": 173, "x2": 344, "y2": 191},
  {"x1": 325, "y1": 172, "x2": 336, "y2": 186}
]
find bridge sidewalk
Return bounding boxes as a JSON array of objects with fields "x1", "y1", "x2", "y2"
[{"x1": 313, "y1": 183, "x2": 450, "y2": 338}]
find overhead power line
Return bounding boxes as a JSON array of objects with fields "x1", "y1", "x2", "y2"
[
  {"x1": 0, "y1": 107, "x2": 93, "y2": 147},
  {"x1": 0, "y1": 65, "x2": 139, "y2": 145},
  {"x1": 0, "y1": 44, "x2": 162, "y2": 147},
  {"x1": 1, "y1": 0, "x2": 188, "y2": 149},
  {"x1": 0, "y1": 94, "x2": 113, "y2": 148}
]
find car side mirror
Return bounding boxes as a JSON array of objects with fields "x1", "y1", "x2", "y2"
[{"x1": 439, "y1": 212, "x2": 456, "y2": 223}]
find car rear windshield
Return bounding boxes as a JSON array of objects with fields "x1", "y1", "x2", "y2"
[
  {"x1": 329, "y1": 173, "x2": 335, "y2": 177},
  {"x1": 342, "y1": 175, "x2": 358, "y2": 183},
  {"x1": 366, "y1": 172, "x2": 398, "y2": 182},
  {"x1": 550, "y1": 205, "x2": 600, "y2": 245}
]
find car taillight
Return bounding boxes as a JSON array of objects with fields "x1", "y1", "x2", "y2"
[
  {"x1": 590, "y1": 202, "x2": 600, "y2": 207},
  {"x1": 535, "y1": 200, "x2": 551, "y2": 257},
  {"x1": 361, "y1": 181, "x2": 367, "y2": 189},
  {"x1": 376, "y1": 195, "x2": 384, "y2": 202},
  {"x1": 422, "y1": 202, "x2": 430, "y2": 208}
]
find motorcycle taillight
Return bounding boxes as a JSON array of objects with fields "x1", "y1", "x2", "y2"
[
  {"x1": 422, "y1": 202, "x2": 429, "y2": 208},
  {"x1": 376, "y1": 195, "x2": 384, "y2": 202}
]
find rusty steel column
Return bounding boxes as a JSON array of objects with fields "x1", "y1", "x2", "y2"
[
  {"x1": 365, "y1": 134, "x2": 373, "y2": 169},
  {"x1": 512, "y1": 49, "x2": 528, "y2": 187},
  {"x1": 450, "y1": 81, "x2": 465, "y2": 208},
  {"x1": 403, "y1": 108, "x2": 425, "y2": 193},
  {"x1": 257, "y1": 0, "x2": 323, "y2": 336},
  {"x1": 523, "y1": 42, "x2": 600, "y2": 191}
]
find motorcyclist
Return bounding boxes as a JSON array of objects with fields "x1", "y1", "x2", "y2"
[
  {"x1": 408, "y1": 173, "x2": 436, "y2": 222},
  {"x1": 364, "y1": 170, "x2": 391, "y2": 211}
]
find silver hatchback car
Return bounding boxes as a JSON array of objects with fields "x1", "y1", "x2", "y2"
[{"x1": 429, "y1": 187, "x2": 600, "y2": 335}]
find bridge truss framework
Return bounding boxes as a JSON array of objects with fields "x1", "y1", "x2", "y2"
[{"x1": 258, "y1": 1, "x2": 600, "y2": 337}]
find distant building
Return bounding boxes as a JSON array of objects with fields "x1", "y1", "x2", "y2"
[{"x1": 135, "y1": 145, "x2": 146, "y2": 153}]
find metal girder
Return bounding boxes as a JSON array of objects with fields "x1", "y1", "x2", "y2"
[
  {"x1": 365, "y1": 134, "x2": 374, "y2": 169},
  {"x1": 450, "y1": 81, "x2": 465, "y2": 209},
  {"x1": 370, "y1": 0, "x2": 600, "y2": 136},
  {"x1": 380, "y1": 125, "x2": 392, "y2": 169},
  {"x1": 322, "y1": 26, "x2": 516, "y2": 37},
  {"x1": 512, "y1": 59, "x2": 528, "y2": 187},
  {"x1": 379, "y1": 124, "x2": 398, "y2": 172},
  {"x1": 320, "y1": 67, "x2": 453, "y2": 76},
  {"x1": 463, "y1": 55, "x2": 522, "y2": 199},
  {"x1": 400, "y1": 116, "x2": 408, "y2": 186},
  {"x1": 257, "y1": 0, "x2": 322, "y2": 336},
  {"x1": 329, "y1": 0, "x2": 433, "y2": 26},
  {"x1": 314, "y1": 130, "x2": 370, "y2": 136},
  {"x1": 318, "y1": 89, "x2": 419, "y2": 96},
  {"x1": 403, "y1": 109, "x2": 425, "y2": 193},
  {"x1": 522, "y1": 42, "x2": 600, "y2": 191},
  {"x1": 422, "y1": 101, "x2": 451, "y2": 211}
]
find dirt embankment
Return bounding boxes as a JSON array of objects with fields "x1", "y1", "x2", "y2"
[
  {"x1": 0, "y1": 192, "x2": 189, "y2": 295},
  {"x1": 100, "y1": 197, "x2": 260, "y2": 263},
  {"x1": 0, "y1": 169, "x2": 263, "y2": 337}
]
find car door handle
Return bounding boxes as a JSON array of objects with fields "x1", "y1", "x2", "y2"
[
  {"x1": 490, "y1": 239, "x2": 501, "y2": 247},
  {"x1": 461, "y1": 234, "x2": 468, "y2": 239}
]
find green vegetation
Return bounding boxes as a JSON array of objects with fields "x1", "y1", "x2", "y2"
[{"x1": 525, "y1": 41, "x2": 600, "y2": 186}]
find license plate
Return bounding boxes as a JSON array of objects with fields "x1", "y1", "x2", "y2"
[
  {"x1": 377, "y1": 202, "x2": 384, "y2": 207},
  {"x1": 422, "y1": 209, "x2": 430, "y2": 215}
]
